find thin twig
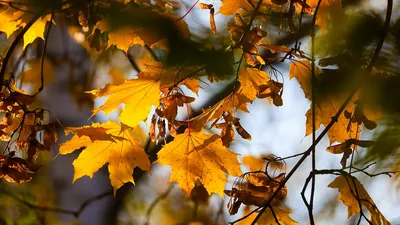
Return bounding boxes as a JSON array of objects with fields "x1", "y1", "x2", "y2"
[
  {"x1": 249, "y1": 1, "x2": 393, "y2": 223},
  {"x1": 178, "y1": 0, "x2": 200, "y2": 20},
  {"x1": 167, "y1": 66, "x2": 207, "y2": 95},
  {"x1": 344, "y1": 175, "x2": 373, "y2": 225},
  {"x1": 0, "y1": 186, "x2": 112, "y2": 218},
  {"x1": 144, "y1": 184, "x2": 174, "y2": 225},
  {"x1": 300, "y1": 171, "x2": 313, "y2": 219},
  {"x1": 75, "y1": 190, "x2": 113, "y2": 217},
  {"x1": 309, "y1": 0, "x2": 322, "y2": 224},
  {"x1": 268, "y1": 205, "x2": 281, "y2": 225},
  {"x1": 264, "y1": 152, "x2": 305, "y2": 162},
  {"x1": 0, "y1": 9, "x2": 45, "y2": 86},
  {"x1": 34, "y1": 8, "x2": 54, "y2": 96}
]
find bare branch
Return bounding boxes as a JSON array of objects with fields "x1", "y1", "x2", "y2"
[
  {"x1": 0, "y1": 186, "x2": 112, "y2": 218},
  {"x1": 268, "y1": 205, "x2": 281, "y2": 225},
  {"x1": 250, "y1": 0, "x2": 393, "y2": 223},
  {"x1": 144, "y1": 184, "x2": 174, "y2": 225}
]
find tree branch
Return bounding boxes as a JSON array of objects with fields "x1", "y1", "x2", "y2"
[
  {"x1": 34, "y1": 8, "x2": 54, "y2": 96},
  {"x1": 250, "y1": 1, "x2": 393, "y2": 224},
  {"x1": 144, "y1": 184, "x2": 174, "y2": 225},
  {"x1": 0, "y1": 186, "x2": 112, "y2": 218},
  {"x1": 0, "y1": 8, "x2": 46, "y2": 86}
]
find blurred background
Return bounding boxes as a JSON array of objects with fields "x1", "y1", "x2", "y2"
[{"x1": 1, "y1": 0, "x2": 400, "y2": 224}]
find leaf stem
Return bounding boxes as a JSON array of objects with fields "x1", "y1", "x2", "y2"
[{"x1": 34, "y1": 8, "x2": 55, "y2": 96}]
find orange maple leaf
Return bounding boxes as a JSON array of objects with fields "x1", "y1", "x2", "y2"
[
  {"x1": 329, "y1": 175, "x2": 390, "y2": 225},
  {"x1": 289, "y1": 60, "x2": 359, "y2": 144},
  {"x1": 237, "y1": 67, "x2": 270, "y2": 102}
]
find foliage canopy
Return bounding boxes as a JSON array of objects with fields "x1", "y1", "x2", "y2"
[{"x1": 0, "y1": 0, "x2": 400, "y2": 224}]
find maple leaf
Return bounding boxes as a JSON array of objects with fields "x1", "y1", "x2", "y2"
[
  {"x1": 289, "y1": 60, "x2": 359, "y2": 144},
  {"x1": 138, "y1": 60, "x2": 201, "y2": 95},
  {"x1": 23, "y1": 15, "x2": 52, "y2": 49},
  {"x1": 97, "y1": 9, "x2": 190, "y2": 52},
  {"x1": 156, "y1": 131, "x2": 242, "y2": 196},
  {"x1": 237, "y1": 68, "x2": 270, "y2": 102},
  {"x1": 306, "y1": 0, "x2": 345, "y2": 34},
  {"x1": 59, "y1": 121, "x2": 150, "y2": 194},
  {"x1": 98, "y1": 25, "x2": 145, "y2": 52},
  {"x1": 237, "y1": 206, "x2": 297, "y2": 225},
  {"x1": 329, "y1": 175, "x2": 390, "y2": 225},
  {"x1": 242, "y1": 155, "x2": 266, "y2": 172},
  {"x1": 0, "y1": 8, "x2": 52, "y2": 48},
  {"x1": 87, "y1": 78, "x2": 160, "y2": 128},
  {"x1": 219, "y1": 0, "x2": 252, "y2": 16}
]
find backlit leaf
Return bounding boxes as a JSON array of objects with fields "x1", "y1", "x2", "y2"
[
  {"x1": 87, "y1": 78, "x2": 160, "y2": 128},
  {"x1": 238, "y1": 68, "x2": 270, "y2": 102},
  {"x1": 59, "y1": 121, "x2": 150, "y2": 194},
  {"x1": 237, "y1": 205, "x2": 297, "y2": 225},
  {"x1": 289, "y1": 60, "x2": 359, "y2": 144},
  {"x1": 328, "y1": 175, "x2": 390, "y2": 225},
  {"x1": 157, "y1": 131, "x2": 242, "y2": 196},
  {"x1": 219, "y1": 0, "x2": 251, "y2": 16}
]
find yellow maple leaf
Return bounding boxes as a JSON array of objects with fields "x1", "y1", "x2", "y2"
[
  {"x1": 87, "y1": 78, "x2": 160, "y2": 128},
  {"x1": 289, "y1": 60, "x2": 358, "y2": 144},
  {"x1": 157, "y1": 131, "x2": 242, "y2": 196},
  {"x1": 307, "y1": 0, "x2": 345, "y2": 34},
  {"x1": 0, "y1": 9, "x2": 52, "y2": 49},
  {"x1": 328, "y1": 175, "x2": 390, "y2": 225},
  {"x1": 23, "y1": 15, "x2": 52, "y2": 49},
  {"x1": 219, "y1": 0, "x2": 252, "y2": 16},
  {"x1": 237, "y1": 205, "x2": 297, "y2": 225},
  {"x1": 96, "y1": 11, "x2": 189, "y2": 52},
  {"x1": 138, "y1": 60, "x2": 201, "y2": 94},
  {"x1": 238, "y1": 68, "x2": 270, "y2": 102},
  {"x1": 242, "y1": 155, "x2": 267, "y2": 172},
  {"x1": 19, "y1": 57, "x2": 55, "y2": 91},
  {"x1": 0, "y1": 13, "x2": 19, "y2": 37},
  {"x1": 59, "y1": 121, "x2": 150, "y2": 194},
  {"x1": 103, "y1": 26, "x2": 145, "y2": 52}
]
